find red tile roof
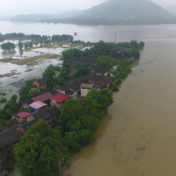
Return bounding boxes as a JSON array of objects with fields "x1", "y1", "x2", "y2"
[
  {"x1": 32, "y1": 92, "x2": 53, "y2": 102},
  {"x1": 51, "y1": 93, "x2": 70, "y2": 103},
  {"x1": 16, "y1": 112, "x2": 31, "y2": 118}
]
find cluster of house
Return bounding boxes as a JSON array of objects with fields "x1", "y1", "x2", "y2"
[{"x1": 0, "y1": 47, "x2": 127, "y2": 172}]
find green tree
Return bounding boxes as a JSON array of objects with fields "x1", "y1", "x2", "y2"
[
  {"x1": 24, "y1": 43, "x2": 28, "y2": 49},
  {"x1": 29, "y1": 88, "x2": 41, "y2": 97},
  {"x1": 28, "y1": 42, "x2": 33, "y2": 48},
  {"x1": 14, "y1": 120, "x2": 72, "y2": 176},
  {"x1": 1, "y1": 42, "x2": 15, "y2": 51},
  {"x1": 87, "y1": 89, "x2": 113, "y2": 113},
  {"x1": 0, "y1": 97, "x2": 7, "y2": 103},
  {"x1": 11, "y1": 94, "x2": 17, "y2": 102},
  {"x1": 96, "y1": 55, "x2": 115, "y2": 68},
  {"x1": 18, "y1": 41, "x2": 23, "y2": 50},
  {"x1": 59, "y1": 96, "x2": 103, "y2": 152}
]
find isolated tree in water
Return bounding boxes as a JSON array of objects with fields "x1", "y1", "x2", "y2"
[
  {"x1": 14, "y1": 120, "x2": 72, "y2": 176},
  {"x1": 1, "y1": 42, "x2": 15, "y2": 51}
]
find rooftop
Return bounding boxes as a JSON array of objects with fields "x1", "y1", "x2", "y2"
[
  {"x1": 32, "y1": 108, "x2": 51, "y2": 121},
  {"x1": 36, "y1": 78, "x2": 47, "y2": 86},
  {"x1": 32, "y1": 92, "x2": 53, "y2": 102},
  {"x1": 25, "y1": 98, "x2": 34, "y2": 105},
  {"x1": 0, "y1": 128, "x2": 21, "y2": 148},
  {"x1": 51, "y1": 93, "x2": 70, "y2": 103},
  {"x1": 29, "y1": 101, "x2": 47, "y2": 110},
  {"x1": 81, "y1": 83, "x2": 94, "y2": 89},
  {"x1": 16, "y1": 112, "x2": 31, "y2": 118}
]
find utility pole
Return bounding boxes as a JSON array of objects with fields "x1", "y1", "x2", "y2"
[{"x1": 115, "y1": 33, "x2": 116, "y2": 43}]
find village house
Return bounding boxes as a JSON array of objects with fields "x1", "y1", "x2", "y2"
[
  {"x1": 31, "y1": 106, "x2": 60, "y2": 126},
  {"x1": 51, "y1": 93, "x2": 70, "y2": 107},
  {"x1": 87, "y1": 74, "x2": 113, "y2": 88},
  {"x1": 0, "y1": 105, "x2": 60, "y2": 171},
  {"x1": 29, "y1": 101, "x2": 47, "y2": 111},
  {"x1": 95, "y1": 67, "x2": 113, "y2": 77},
  {"x1": 0, "y1": 128, "x2": 21, "y2": 170},
  {"x1": 80, "y1": 83, "x2": 94, "y2": 97},
  {"x1": 24, "y1": 98, "x2": 34, "y2": 109},
  {"x1": 110, "y1": 47, "x2": 126, "y2": 58},
  {"x1": 0, "y1": 120, "x2": 36, "y2": 170},
  {"x1": 32, "y1": 91, "x2": 55, "y2": 107},
  {"x1": 66, "y1": 76, "x2": 89, "y2": 96},
  {"x1": 33, "y1": 78, "x2": 47, "y2": 89},
  {"x1": 12, "y1": 112, "x2": 31, "y2": 124},
  {"x1": 60, "y1": 89, "x2": 77, "y2": 99}
]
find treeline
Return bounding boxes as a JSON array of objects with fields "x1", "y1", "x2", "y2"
[
  {"x1": 72, "y1": 40, "x2": 95, "y2": 47},
  {"x1": 0, "y1": 32, "x2": 73, "y2": 42}
]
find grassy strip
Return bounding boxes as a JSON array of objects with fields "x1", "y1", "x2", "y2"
[{"x1": 12, "y1": 54, "x2": 55, "y2": 65}]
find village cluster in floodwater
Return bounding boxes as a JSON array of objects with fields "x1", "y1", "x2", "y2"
[{"x1": 0, "y1": 33, "x2": 144, "y2": 176}]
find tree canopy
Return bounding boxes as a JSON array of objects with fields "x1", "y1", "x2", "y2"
[
  {"x1": 1, "y1": 42, "x2": 15, "y2": 50},
  {"x1": 96, "y1": 55, "x2": 115, "y2": 68},
  {"x1": 15, "y1": 120, "x2": 72, "y2": 176},
  {"x1": 59, "y1": 96, "x2": 103, "y2": 152}
]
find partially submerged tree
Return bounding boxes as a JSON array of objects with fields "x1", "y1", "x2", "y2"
[
  {"x1": 1, "y1": 42, "x2": 15, "y2": 51},
  {"x1": 15, "y1": 120, "x2": 72, "y2": 176}
]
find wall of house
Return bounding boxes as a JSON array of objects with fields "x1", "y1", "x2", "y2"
[
  {"x1": 81, "y1": 88, "x2": 91, "y2": 97},
  {"x1": 33, "y1": 81, "x2": 47, "y2": 89}
]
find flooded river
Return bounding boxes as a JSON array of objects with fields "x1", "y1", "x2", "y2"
[{"x1": 1, "y1": 21, "x2": 176, "y2": 176}]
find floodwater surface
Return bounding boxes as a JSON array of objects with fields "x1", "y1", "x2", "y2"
[{"x1": 1, "y1": 21, "x2": 176, "y2": 176}]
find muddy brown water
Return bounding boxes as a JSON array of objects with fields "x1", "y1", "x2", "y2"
[{"x1": 60, "y1": 41, "x2": 176, "y2": 176}]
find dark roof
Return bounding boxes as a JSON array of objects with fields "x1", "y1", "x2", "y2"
[
  {"x1": 95, "y1": 67, "x2": 110, "y2": 74},
  {"x1": 86, "y1": 73, "x2": 96, "y2": 78},
  {"x1": 78, "y1": 76, "x2": 88, "y2": 83},
  {"x1": 47, "y1": 106, "x2": 60, "y2": 116},
  {"x1": 36, "y1": 78, "x2": 47, "y2": 86},
  {"x1": 116, "y1": 47, "x2": 126, "y2": 53},
  {"x1": 49, "y1": 90, "x2": 57, "y2": 96},
  {"x1": 93, "y1": 82, "x2": 102, "y2": 89},
  {"x1": 25, "y1": 98, "x2": 34, "y2": 105},
  {"x1": 0, "y1": 151, "x2": 6, "y2": 164},
  {"x1": 110, "y1": 47, "x2": 126, "y2": 55},
  {"x1": 21, "y1": 120, "x2": 37, "y2": 132},
  {"x1": 0, "y1": 128, "x2": 21, "y2": 148},
  {"x1": 32, "y1": 108, "x2": 51, "y2": 120},
  {"x1": 87, "y1": 65, "x2": 94, "y2": 72},
  {"x1": 71, "y1": 57, "x2": 96, "y2": 64},
  {"x1": 32, "y1": 92, "x2": 53, "y2": 102}
]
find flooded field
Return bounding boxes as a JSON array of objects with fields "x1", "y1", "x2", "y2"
[{"x1": 1, "y1": 21, "x2": 176, "y2": 176}]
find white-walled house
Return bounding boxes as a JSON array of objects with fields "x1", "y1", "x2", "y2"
[{"x1": 80, "y1": 83, "x2": 94, "y2": 97}]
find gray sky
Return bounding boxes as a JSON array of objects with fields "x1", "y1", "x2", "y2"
[{"x1": 0, "y1": 0, "x2": 175, "y2": 16}]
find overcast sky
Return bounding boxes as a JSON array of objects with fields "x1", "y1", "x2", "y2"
[{"x1": 0, "y1": 0, "x2": 176, "y2": 16}]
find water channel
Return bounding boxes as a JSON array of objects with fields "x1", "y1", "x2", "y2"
[{"x1": 1, "y1": 21, "x2": 176, "y2": 176}]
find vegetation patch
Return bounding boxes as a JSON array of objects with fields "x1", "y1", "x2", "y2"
[
  {"x1": 0, "y1": 97, "x2": 7, "y2": 103},
  {"x1": 12, "y1": 54, "x2": 54, "y2": 65},
  {"x1": 0, "y1": 92, "x2": 6, "y2": 96}
]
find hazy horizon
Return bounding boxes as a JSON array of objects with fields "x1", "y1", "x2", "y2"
[{"x1": 0, "y1": 0, "x2": 176, "y2": 16}]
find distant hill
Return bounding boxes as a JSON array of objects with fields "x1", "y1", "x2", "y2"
[
  {"x1": 166, "y1": 4, "x2": 176, "y2": 16},
  {"x1": 59, "y1": 10, "x2": 83, "y2": 18},
  {"x1": 78, "y1": 0, "x2": 174, "y2": 20}
]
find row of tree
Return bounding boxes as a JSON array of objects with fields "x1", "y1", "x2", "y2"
[{"x1": 0, "y1": 33, "x2": 73, "y2": 42}]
